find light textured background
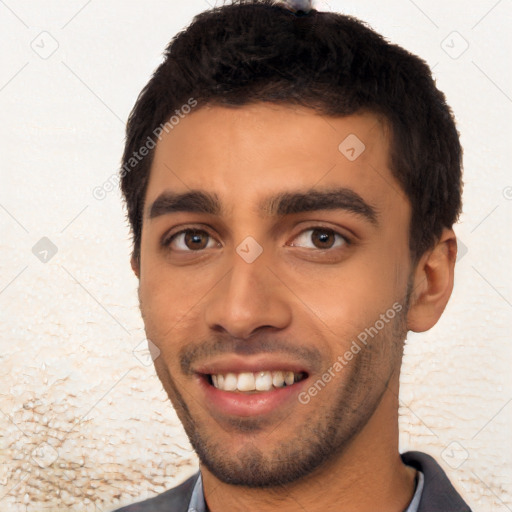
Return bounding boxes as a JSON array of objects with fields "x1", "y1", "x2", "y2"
[{"x1": 1, "y1": 1, "x2": 511, "y2": 510}]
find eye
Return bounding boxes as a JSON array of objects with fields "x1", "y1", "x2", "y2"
[
  {"x1": 289, "y1": 227, "x2": 349, "y2": 250},
  {"x1": 163, "y1": 228, "x2": 219, "y2": 251}
]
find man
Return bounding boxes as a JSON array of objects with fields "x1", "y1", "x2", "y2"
[{"x1": 113, "y1": 0, "x2": 471, "y2": 510}]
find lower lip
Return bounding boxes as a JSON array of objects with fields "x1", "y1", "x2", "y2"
[{"x1": 198, "y1": 375, "x2": 308, "y2": 418}]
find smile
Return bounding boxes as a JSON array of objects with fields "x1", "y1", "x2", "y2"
[{"x1": 209, "y1": 370, "x2": 307, "y2": 392}]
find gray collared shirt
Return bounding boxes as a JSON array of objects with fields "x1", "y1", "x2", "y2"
[{"x1": 187, "y1": 469, "x2": 425, "y2": 512}]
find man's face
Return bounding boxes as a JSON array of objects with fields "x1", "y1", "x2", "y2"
[{"x1": 136, "y1": 104, "x2": 413, "y2": 487}]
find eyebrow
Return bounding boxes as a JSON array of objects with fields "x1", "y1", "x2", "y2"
[
  {"x1": 148, "y1": 187, "x2": 378, "y2": 225},
  {"x1": 149, "y1": 190, "x2": 221, "y2": 218},
  {"x1": 261, "y1": 188, "x2": 378, "y2": 224}
]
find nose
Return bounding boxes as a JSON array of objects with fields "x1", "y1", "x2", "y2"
[{"x1": 203, "y1": 250, "x2": 292, "y2": 340}]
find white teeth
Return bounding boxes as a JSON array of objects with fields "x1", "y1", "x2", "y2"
[
  {"x1": 210, "y1": 370, "x2": 303, "y2": 392},
  {"x1": 223, "y1": 373, "x2": 237, "y2": 391},
  {"x1": 255, "y1": 371, "x2": 273, "y2": 391},
  {"x1": 237, "y1": 372, "x2": 256, "y2": 391},
  {"x1": 272, "y1": 371, "x2": 285, "y2": 388}
]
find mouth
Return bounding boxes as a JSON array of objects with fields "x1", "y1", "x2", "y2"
[
  {"x1": 205, "y1": 370, "x2": 308, "y2": 393},
  {"x1": 194, "y1": 358, "x2": 311, "y2": 417}
]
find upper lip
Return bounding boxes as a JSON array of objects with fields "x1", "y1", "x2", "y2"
[{"x1": 193, "y1": 355, "x2": 309, "y2": 376}]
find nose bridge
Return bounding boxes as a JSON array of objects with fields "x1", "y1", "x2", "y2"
[
  {"x1": 204, "y1": 245, "x2": 292, "y2": 339},
  {"x1": 228, "y1": 249, "x2": 269, "y2": 308}
]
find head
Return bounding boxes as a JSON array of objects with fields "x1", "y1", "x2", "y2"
[{"x1": 120, "y1": 0, "x2": 462, "y2": 488}]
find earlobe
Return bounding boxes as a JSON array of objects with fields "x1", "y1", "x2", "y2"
[
  {"x1": 131, "y1": 255, "x2": 140, "y2": 279},
  {"x1": 406, "y1": 228, "x2": 457, "y2": 333}
]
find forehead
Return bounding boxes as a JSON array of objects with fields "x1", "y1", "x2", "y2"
[{"x1": 144, "y1": 103, "x2": 405, "y2": 216}]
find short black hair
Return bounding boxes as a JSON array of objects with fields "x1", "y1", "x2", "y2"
[{"x1": 120, "y1": 0, "x2": 463, "y2": 265}]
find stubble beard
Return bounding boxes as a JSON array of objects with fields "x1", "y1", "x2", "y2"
[{"x1": 152, "y1": 301, "x2": 409, "y2": 488}]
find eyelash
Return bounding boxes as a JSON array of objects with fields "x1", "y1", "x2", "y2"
[{"x1": 161, "y1": 225, "x2": 351, "y2": 252}]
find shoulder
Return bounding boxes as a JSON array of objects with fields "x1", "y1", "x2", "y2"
[
  {"x1": 401, "y1": 451, "x2": 472, "y2": 512},
  {"x1": 110, "y1": 471, "x2": 200, "y2": 512}
]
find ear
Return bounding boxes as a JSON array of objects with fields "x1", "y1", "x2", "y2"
[
  {"x1": 406, "y1": 228, "x2": 457, "y2": 332},
  {"x1": 131, "y1": 254, "x2": 140, "y2": 279}
]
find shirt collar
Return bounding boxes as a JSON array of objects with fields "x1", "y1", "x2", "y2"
[
  {"x1": 187, "y1": 472, "x2": 206, "y2": 512},
  {"x1": 187, "y1": 468, "x2": 424, "y2": 512}
]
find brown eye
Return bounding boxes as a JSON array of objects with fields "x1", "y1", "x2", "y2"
[
  {"x1": 165, "y1": 229, "x2": 218, "y2": 251},
  {"x1": 184, "y1": 230, "x2": 209, "y2": 250},
  {"x1": 290, "y1": 228, "x2": 348, "y2": 250},
  {"x1": 311, "y1": 229, "x2": 336, "y2": 249}
]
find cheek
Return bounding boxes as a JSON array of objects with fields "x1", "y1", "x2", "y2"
[
  {"x1": 140, "y1": 282, "x2": 197, "y2": 336},
  {"x1": 138, "y1": 257, "x2": 221, "y2": 343},
  {"x1": 139, "y1": 251, "x2": 184, "y2": 304},
  {"x1": 276, "y1": 253, "x2": 408, "y2": 352}
]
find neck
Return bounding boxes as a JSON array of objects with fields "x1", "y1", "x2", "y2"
[{"x1": 200, "y1": 369, "x2": 417, "y2": 512}]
